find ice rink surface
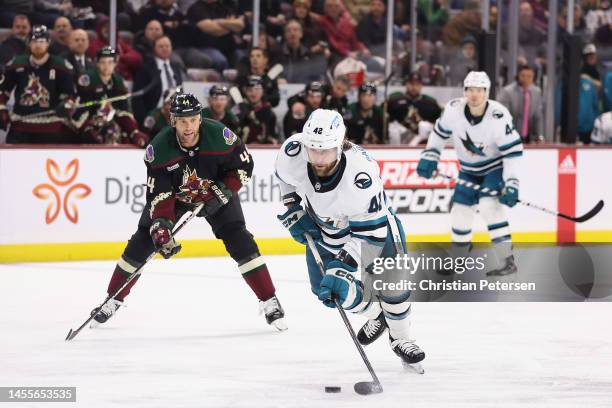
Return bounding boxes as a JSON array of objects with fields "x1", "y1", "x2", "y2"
[{"x1": 1, "y1": 255, "x2": 611, "y2": 408}]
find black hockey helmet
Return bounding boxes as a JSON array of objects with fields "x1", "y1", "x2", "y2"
[
  {"x1": 305, "y1": 81, "x2": 324, "y2": 95},
  {"x1": 209, "y1": 85, "x2": 229, "y2": 97},
  {"x1": 29, "y1": 25, "x2": 50, "y2": 42},
  {"x1": 170, "y1": 93, "x2": 203, "y2": 117},
  {"x1": 358, "y1": 82, "x2": 377, "y2": 95},
  {"x1": 96, "y1": 46, "x2": 118, "y2": 61},
  {"x1": 246, "y1": 75, "x2": 263, "y2": 88}
]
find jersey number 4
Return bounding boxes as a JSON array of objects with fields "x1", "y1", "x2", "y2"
[{"x1": 368, "y1": 192, "x2": 383, "y2": 213}]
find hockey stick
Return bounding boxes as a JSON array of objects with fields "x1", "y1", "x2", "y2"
[
  {"x1": 435, "y1": 172, "x2": 604, "y2": 223},
  {"x1": 17, "y1": 78, "x2": 161, "y2": 120},
  {"x1": 304, "y1": 233, "x2": 383, "y2": 395},
  {"x1": 65, "y1": 202, "x2": 204, "y2": 341}
]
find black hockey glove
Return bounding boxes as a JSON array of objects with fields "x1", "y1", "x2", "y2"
[
  {"x1": 201, "y1": 180, "x2": 232, "y2": 217},
  {"x1": 150, "y1": 219, "x2": 181, "y2": 259},
  {"x1": 55, "y1": 99, "x2": 76, "y2": 119}
]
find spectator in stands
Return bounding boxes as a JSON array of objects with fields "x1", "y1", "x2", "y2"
[
  {"x1": 134, "y1": 19, "x2": 164, "y2": 58},
  {"x1": 137, "y1": 0, "x2": 211, "y2": 69},
  {"x1": 315, "y1": 0, "x2": 376, "y2": 69},
  {"x1": 591, "y1": 109, "x2": 612, "y2": 144},
  {"x1": 34, "y1": 0, "x2": 72, "y2": 24},
  {"x1": 558, "y1": 3, "x2": 588, "y2": 38},
  {"x1": 585, "y1": 0, "x2": 611, "y2": 38},
  {"x1": 72, "y1": 0, "x2": 132, "y2": 30},
  {"x1": 344, "y1": 0, "x2": 370, "y2": 20},
  {"x1": 528, "y1": 0, "x2": 548, "y2": 32},
  {"x1": 132, "y1": 35, "x2": 184, "y2": 126},
  {"x1": 516, "y1": 1, "x2": 546, "y2": 65},
  {"x1": 202, "y1": 85, "x2": 240, "y2": 134},
  {"x1": 556, "y1": 76, "x2": 600, "y2": 144},
  {"x1": 284, "y1": 81, "x2": 325, "y2": 139},
  {"x1": 237, "y1": 0, "x2": 286, "y2": 39},
  {"x1": 187, "y1": 0, "x2": 245, "y2": 72},
  {"x1": 497, "y1": 65, "x2": 544, "y2": 143},
  {"x1": 278, "y1": 19, "x2": 328, "y2": 83},
  {"x1": 442, "y1": 0, "x2": 481, "y2": 46},
  {"x1": 66, "y1": 28, "x2": 95, "y2": 77},
  {"x1": 292, "y1": 0, "x2": 327, "y2": 53},
  {"x1": 356, "y1": 0, "x2": 386, "y2": 57},
  {"x1": 0, "y1": 15, "x2": 30, "y2": 65},
  {"x1": 49, "y1": 16, "x2": 72, "y2": 56},
  {"x1": 236, "y1": 47, "x2": 280, "y2": 107},
  {"x1": 448, "y1": 34, "x2": 478, "y2": 86},
  {"x1": 323, "y1": 75, "x2": 350, "y2": 116},
  {"x1": 345, "y1": 82, "x2": 384, "y2": 144},
  {"x1": 235, "y1": 75, "x2": 278, "y2": 144},
  {"x1": 388, "y1": 72, "x2": 442, "y2": 144},
  {"x1": 87, "y1": 15, "x2": 143, "y2": 80},
  {"x1": 581, "y1": 43, "x2": 601, "y2": 91}
]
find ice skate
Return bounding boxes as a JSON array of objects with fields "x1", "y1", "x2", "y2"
[
  {"x1": 90, "y1": 298, "x2": 123, "y2": 328},
  {"x1": 486, "y1": 255, "x2": 518, "y2": 276},
  {"x1": 260, "y1": 295, "x2": 287, "y2": 331},
  {"x1": 357, "y1": 312, "x2": 387, "y2": 345},
  {"x1": 390, "y1": 335, "x2": 425, "y2": 374}
]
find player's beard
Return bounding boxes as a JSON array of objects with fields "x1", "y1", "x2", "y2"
[{"x1": 312, "y1": 160, "x2": 339, "y2": 177}]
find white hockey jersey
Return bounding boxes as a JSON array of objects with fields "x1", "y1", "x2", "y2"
[
  {"x1": 592, "y1": 112, "x2": 612, "y2": 144},
  {"x1": 275, "y1": 134, "x2": 393, "y2": 265},
  {"x1": 425, "y1": 98, "x2": 524, "y2": 182}
]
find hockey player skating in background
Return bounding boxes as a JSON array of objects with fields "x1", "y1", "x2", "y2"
[
  {"x1": 90, "y1": 92, "x2": 286, "y2": 331},
  {"x1": 275, "y1": 109, "x2": 425, "y2": 365},
  {"x1": 417, "y1": 71, "x2": 523, "y2": 276}
]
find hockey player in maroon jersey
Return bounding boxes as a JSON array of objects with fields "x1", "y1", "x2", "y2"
[
  {"x1": 0, "y1": 25, "x2": 77, "y2": 144},
  {"x1": 75, "y1": 46, "x2": 149, "y2": 147},
  {"x1": 89, "y1": 92, "x2": 287, "y2": 331}
]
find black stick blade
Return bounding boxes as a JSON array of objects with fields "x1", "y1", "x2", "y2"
[
  {"x1": 562, "y1": 200, "x2": 604, "y2": 223},
  {"x1": 354, "y1": 381, "x2": 383, "y2": 395},
  {"x1": 65, "y1": 329, "x2": 74, "y2": 341}
]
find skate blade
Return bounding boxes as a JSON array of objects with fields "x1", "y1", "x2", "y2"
[
  {"x1": 271, "y1": 318, "x2": 288, "y2": 331},
  {"x1": 402, "y1": 361, "x2": 425, "y2": 374}
]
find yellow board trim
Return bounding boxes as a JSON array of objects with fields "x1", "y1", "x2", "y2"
[{"x1": 1, "y1": 231, "x2": 611, "y2": 263}]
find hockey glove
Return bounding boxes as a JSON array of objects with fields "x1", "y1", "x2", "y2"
[
  {"x1": 277, "y1": 205, "x2": 321, "y2": 244},
  {"x1": 500, "y1": 179, "x2": 519, "y2": 207},
  {"x1": 318, "y1": 260, "x2": 363, "y2": 309},
  {"x1": 0, "y1": 109, "x2": 10, "y2": 131},
  {"x1": 416, "y1": 149, "x2": 440, "y2": 179},
  {"x1": 55, "y1": 99, "x2": 75, "y2": 119},
  {"x1": 150, "y1": 219, "x2": 181, "y2": 259},
  {"x1": 201, "y1": 180, "x2": 232, "y2": 217}
]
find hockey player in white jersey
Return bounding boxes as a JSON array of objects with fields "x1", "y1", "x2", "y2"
[
  {"x1": 417, "y1": 71, "x2": 523, "y2": 276},
  {"x1": 275, "y1": 109, "x2": 425, "y2": 365}
]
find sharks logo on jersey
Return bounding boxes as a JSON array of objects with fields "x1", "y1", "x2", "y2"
[
  {"x1": 354, "y1": 172, "x2": 372, "y2": 189},
  {"x1": 284, "y1": 140, "x2": 301, "y2": 157},
  {"x1": 461, "y1": 132, "x2": 486, "y2": 156}
]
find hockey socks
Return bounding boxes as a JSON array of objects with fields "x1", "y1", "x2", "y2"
[
  {"x1": 107, "y1": 259, "x2": 141, "y2": 301},
  {"x1": 238, "y1": 255, "x2": 276, "y2": 301}
]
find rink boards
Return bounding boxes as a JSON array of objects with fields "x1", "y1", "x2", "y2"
[{"x1": 0, "y1": 145, "x2": 610, "y2": 262}]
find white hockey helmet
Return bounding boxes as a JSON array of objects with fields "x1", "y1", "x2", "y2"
[
  {"x1": 301, "y1": 109, "x2": 346, "y2": 163},
  {"x1": 463, "y1": 71, "x2": 491, "y2": 101}
]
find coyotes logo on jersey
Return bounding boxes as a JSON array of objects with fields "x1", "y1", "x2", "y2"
[
  {"x1": 20, "y1": 73, "x2": 50, "y2": 108},
  {"x1": 177, "y1": 166, "x2": 210, "y2": 204}
]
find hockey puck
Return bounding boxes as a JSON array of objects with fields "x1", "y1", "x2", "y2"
[{"x1": 325, "y1": 386, "x2": 341, "y2": 393}]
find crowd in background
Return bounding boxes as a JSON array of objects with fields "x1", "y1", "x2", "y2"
[{"x1": 0, "y1": 0, "x2": 611, "y2": 145}]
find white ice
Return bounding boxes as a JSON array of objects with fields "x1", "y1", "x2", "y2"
[{"x1": 1, "y1": 255, "x2": 611, "y2": 408}]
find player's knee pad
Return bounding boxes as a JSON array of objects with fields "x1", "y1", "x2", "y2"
[
  {"x1": 216, "y1": 222, "x2": 259, "y2": 262},
  {"x1": 450, "y1": 203, "x2": 475, "y2": 243},
  {"x1": 479, "y1": 197, "x2": 511, "y2": 244}
]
